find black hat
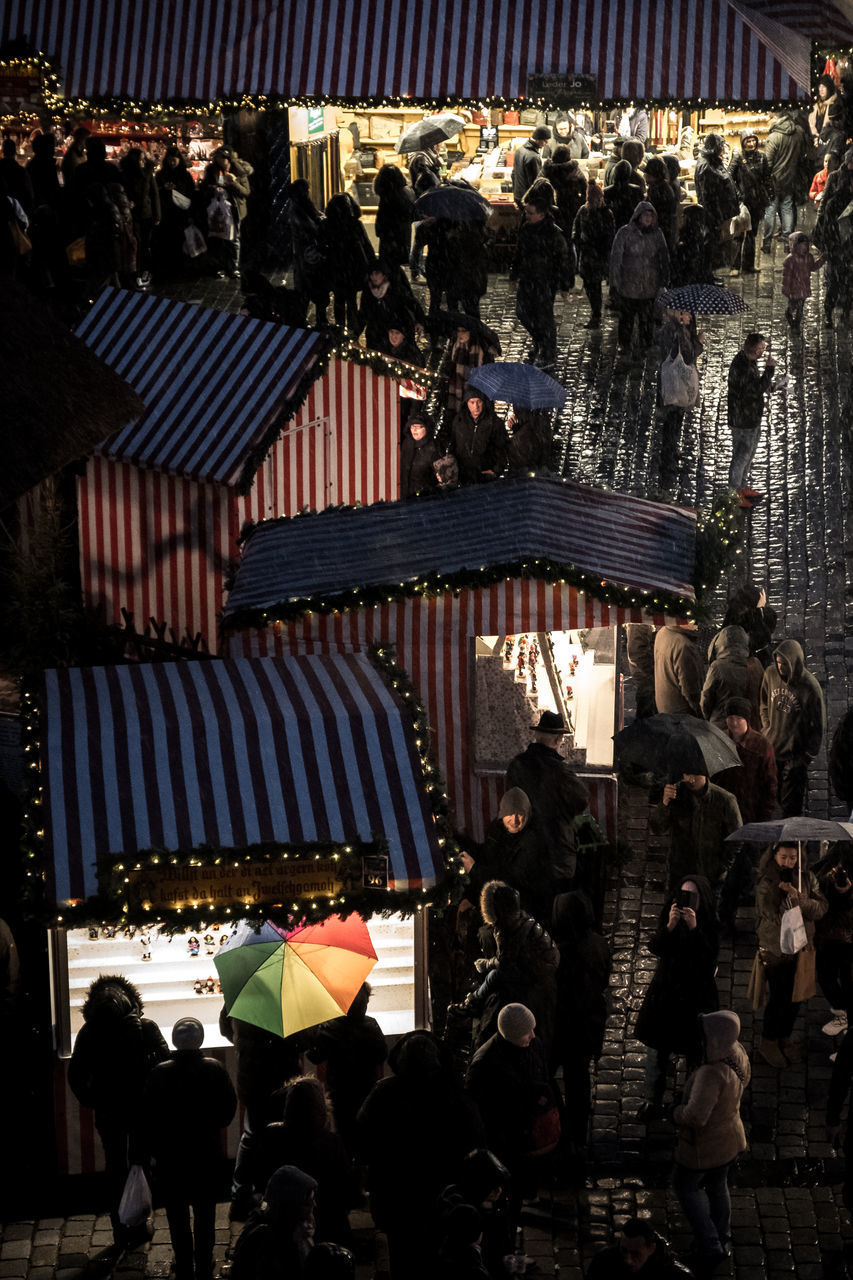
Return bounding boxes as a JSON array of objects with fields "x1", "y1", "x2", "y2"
[
  {"x1": 532, "y1": 126, "x2": 552, "y2": 143},
  {"x1": 532, "y1": 710, "x2": 570, "y2": 734},
  {"x1": 725, "y1": 697, "x2": 752, "y2": 719}
]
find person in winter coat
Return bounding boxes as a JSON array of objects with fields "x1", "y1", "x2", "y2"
[
  {"x1": 512, "y1": 127, "x2": 551, "y2": 207},
  {"x1": 438, "y1": 320, "x2": 500, "y2": 423},
  {"x1": 108, "y1": 183, "x2": 138, "y2": 289},
  {"x1": 635, "y1": 876, "x2": 719, "y2": 1108},
  {"x1": 656, "y1": 309, "x2": 703, "y2": 476},
  {"x1": 154, "y1": 146, "x2": 196, "y2": 275},
  {"x1": 505, "y1": 407, "x2": 553, "y2": 473},
  {"x1": 357, "y1": 1030, "x2": 483, "y2": 1280},
  {"x1": 700, "y1": 625, "x2": 763, "y2": 728},
  {"x1": 399, "y1": 410, "x2": 440, "y2": 497},
  {"x1": 357, "y1": 261, "x2": 426, "y2": 351},
  {"x1": 284, "y1": 179, "x2": 328, "y2": 319},
  {"x1": 722, "y1": 581, "x2": 778, "y2": 668},
  {"x1": 144, "y1": 1017, "x2": 237, "y2": 1280},
  {"x1": 814, "y1": 148, "x2": 853, "y2": 326},
  {"x1": 466, "y1": 1004, "x2": 560, "y2": 1204},
  {"x1": 603, "y1": 158, "x2": 644, "y2": 229},
  {"x1": 506, "y1": 709, "x2": 589, "y2": 887},
  {"x1": 572, "y1": 179, "x2": 615, "y2": 328},
  {"x1": 715, "y1": 697, "x2": 778, "y2": 823},
  {"x1": 754, "y1": 844, "x2": 827, "y2": 1066},
  {"x1": 542, "y1": 114, "x2": 590, "y2": 162},
  {"x1": 760, "y1": 639, "x2": 826, "y2": 816},
  {"x1": 809, "y1": 150, "x2": 839, "y2": 204},
  {"x1": 603, "y1": 138, "x2": 624, "y2": 187},
  {"x1": 230, "y1": 1164, "x2": 317, "y2": 1280},
  {"x1": 510, "y1": 178, "x2": 573, "y2": 368},
  {"x1": 462, "y1": 787, "x2": 557, "y2": 926},
  {"x1": 119, "y1": 147, "x2": 160, "y2": 283},
  {"x1": 672, "y1": 1010, "x2": 750, "y2": 1266},
  {"x1": 782, "y1": 231, "x2": 825, "y2": 330},
  {"x1": 692, "y1": 133, "x2": 740, "y2": 269},
  {"x1": 68, "y1": 974, "x2": 170, "y2": 1248},
  {"x1": 626, "y1": 622, "x2": 657, "y2": 718},
  {"x1": 322, "y1": 192, "x2": 373, "y2": 331},
  {"x1": 437, "y1": 1149, "x2": 514, "y2": 1280},
  {"x1": 372, "y1": 164, "x2": 414, "y2": 277},
  {"x1": 451, "y1": 387, "x2": 508, "y2": 484},
  {"x1": 618, "y1": 107, "x2": 649, "y2": 144},
  {"x1": 826, "y1": 1011, "x2": 853, "y2": 1210},
  {"x1": 762, "y1": 111, "x2": 809, "y2": 247},
  {"x1": 729, "y1": 131, "x2": 773, "y2": 273},
  {"x1": 71, "y1": 135, "x2": 122, "y2": 233},
  {"x1": 542, "y1": 146, "x2": 587, "y2": 236},
  {"x1": 551, "y1": 891, "x2": 610, "y2": 1146},
  {"x1": 650, "y1": 770, "x2": 742, "y2": 892},
  {"x1": 608, "y1": 201, "x2": 670, "y2": 351},
  {"x1": 305, "y1": 981, "x2": 387, "y2": 1159},
  {"x1": 830, "y1": 707, "x2": 853, "y2": 818},
  {"x1": 408, "y1": 146, "x2": 441, "y2": 279},
  {"x1": 586, "y1": 1218, "x2": 692, "y2": 1279},
  {"x1": 815, "y1": 852, "x2": 853, "y2": 1038},
  {"x1": 653, "y1": 622, "x2": 703, "y2": 717},
  {"x1": 809, "y1": 74, "x2": 840, "y2": 146},
  {"x1": 671, "y1": 203, "x2": 715, "y2": 286},
  {"x1": 26, "y1": 132, "x2": 61, "y2": 212},
  {"x1": 445, "y1": 218, "x2": 490, "y2": 318},
  {"x1": 726, "y1": 332, "x2": 775, "y2": 497},
  {"x1": 643, "y1": 156, "x2": 678, "y2": 247}
]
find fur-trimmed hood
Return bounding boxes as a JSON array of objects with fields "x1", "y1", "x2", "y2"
[{"x1": 82, "y1": 973, "x2": 144, "y2": 1024}]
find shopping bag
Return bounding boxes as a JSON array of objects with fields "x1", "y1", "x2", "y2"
[
  {"x1": 529, "y1": 1104, "x2": 561, "y2": 1155},
  {"x1": 170, "y1": 189, "x2": 192, "y2": 211},
  {"x1": 118, "y1": 1164, "x2": 152, "y2": 1227},
  {"x1": 183, "y1": 222, "x2": 206, "y2": 258},
  {"x1": 780, "y1": 903, "x2": 807, "y2": 954},
  {"x1": 792, "y1": 944, "x2": 817, "y2": 1001},
  {"x1": 730, "y1": 202, "x2": 752, "y2": 237},
  {"x1": 660, "y1": 350, "x2": 699, "y2": 409},
  {"x1": 747, "y1": 951, "x2": 768, "y2": 1009}
]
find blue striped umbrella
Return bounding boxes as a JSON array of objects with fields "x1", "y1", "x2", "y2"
[
  {"x1": 466, "y1": 362, "x2": 568, "y2": 409},
  {"x1": 659, "y1": 284, "x2": 750, "y2": 315}
]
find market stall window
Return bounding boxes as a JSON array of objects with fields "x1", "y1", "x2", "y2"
[{"x1": 471, "y1": 628, "x2": 618, "y2": 774}]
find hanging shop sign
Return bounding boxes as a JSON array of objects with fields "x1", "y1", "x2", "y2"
[
  {"x1": 307, "y1": 105, "x2": 325, "y2": 137},
  {"x1": 527, "y1": 72, "x2": 598, "y2": 106},
  {"x1": 124, "y1": 858, "x2": 346, "y2": 913}
]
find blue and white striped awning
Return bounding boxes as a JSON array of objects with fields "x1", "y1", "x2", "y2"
[
  {"x1": 41, "y1": 654, "x2": 444, "y2": 901},
  {"x1": 2, "y1": 0, "x2": 810, "y2": 103},
  {"x1": 74, "y1": 289, "x2": 327, "y2": 487}
]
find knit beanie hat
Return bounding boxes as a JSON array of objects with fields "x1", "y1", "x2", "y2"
[
  {"x1": 172, "y1": 1016, "x2": 205, "y2": 1049},
  {"x1": 497, "y1": 1003, "x2": 536, "y2": 1045},
  {"x1": 498, "y1": 787, "x2": 530, "y2": 821},
  {"x1": 725, "y1": 697, "x2": 752, "y2": 719},
  {"x1": 532, "y1": 126, "x2": 552, "y2": 143}
]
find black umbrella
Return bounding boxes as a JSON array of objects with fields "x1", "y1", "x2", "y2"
[
  {"x1": 414, "y1": 185, "x2": 491, "y2": 223},
  {"x1": 613, "y1": 713, "x2": 742, "y2": 782}
]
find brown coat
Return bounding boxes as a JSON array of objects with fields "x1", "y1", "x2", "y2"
[
  {"x1": 654, "y1": 625, "x2": 704, "y2": 717},
  {"x1": 673, "y1": 1010, "x2": 750, "y2": 1169},
  {"x1": 714, "y1": 727, "x2": 779, "y2": 825}
]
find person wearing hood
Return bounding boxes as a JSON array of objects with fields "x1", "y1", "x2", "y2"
[
  {"x1": 650, "y1": 759, "x2": 742, "y2": 892},
  {"x1": 444, "y1": 217, "x2": 490, "y2": 318},
  {"x1": 603, "y1": 158, "x2": 644, "y2": 229},
  {"x1": 506, "y1": 710, "x2": 589, "y2": 889},
  {"x1": 68, "y1": 974, "x2": 170, "y2": 1249},
  {"x1": 399, "y1": 409, "x2": 439, "y2": 497},
  {"x1": 586, "y1": 1217, "x2": 692, "y2": 1279},
  {"x1": 760, "y1": 639, "x2": 826, "y2": 816},
  {"x1": 782, "y1": 231, "x2": 825, "y2": 331},
  {"x1": 509, "y1": 177, "x2": 573, "y2": 369},
  {"x1": 814, "y1": 147, "x2": 853, "y2": 326},
  {"x1": 357, "y1": 1030, "x2": 483, "y2": 1280},
  {"x1": 635, "y1": 875, "x2": 719, "y2": 1110},
  {"x1": 621, "y1": 138, "x2": 647, "y2": 188},
  {"x1": 437, "y1": 1148, "x2": 514, "y2": 1280},
  {"x1": 551, "y1": 890, "x2": 610, "y2": 1146},
  {"x1": 761, "y1": 111, "x2": 808, "y2": 249},
  {"x1": 451, "y1": 386, "x2": 508, "y2": 483},
  {"x1": 728, "y1": 131, "x2": 773, "y2": 273},
  {"x1": 671, "y1": 203, "x2": 715, "y2": 286},
  {"x1": 671, "y1": 1010, "x2": 750, "y2": 1268},
  {"x1": 357, "y1": 260, "x2": 426, "y2": 351},
  {"x1": 653, "y1": 621, "x2": 703, "y2": 718},
  {"x1": 608, "y1": 201, "x2": 670, "y2": 352},
  {"x1": 154, "y1": 145, "x2": 196, "y2": 276},
  {"x1": 284, "y1": 179, "x2": 329, "y2": 318},
  {"x1": 230, "y1": 1164, "x2": 318, "y2": 1280},
  {"x1": 144, "y1": 1018, "x2": 237, "y2": 1280},
  {"x1": 505, "y1": 406, "x2": 553, "y2": 473},
  {"x1": 722, "y1": 581, "x2": 777, "y2": 669},
  {"x1": 715, "y1": 697, "x2": 778, "y2": 825},
  {"x1": 541, "y1": 145, "x2": 587, "y2": 236},
  {"x1": 372, "y1": 163, "x2": 415, "y2": 277},
  {"x1": 572, "y1": 179, "x2": 615, "y2": 329},
  {"x1": 511, "y1": 126, "x2": 551, "y2": 207},
  {"x1": 700, "y1": 625, "x2": 763, "y2": 729},
  {"x1": 322, "y1": 192, "x2": 373, "y2": 332},
  {"x1": 642, "y1": 156, "x2": 677, "y2": 247},
  {"x1": 693, "y1": 133, "x2": 740, "y2": 269},
  {"x1": 656, "y1": 308, "x2": 703, "y2": 480},
  {"x1": 755, "y1": 843, "x2": 827, "y2": 1067}
]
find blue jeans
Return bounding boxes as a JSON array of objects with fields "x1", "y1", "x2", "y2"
[
  {"x1": 762, "y1": 194, "x2": 795, "y2": 242},
  {"x1": 673, "y1": 1160, "x2": 732, "y2": 1255},
  {"x1": 728, "y1": 426, "x2": 760, "y2": 489}
]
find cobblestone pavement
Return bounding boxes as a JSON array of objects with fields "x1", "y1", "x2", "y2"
[{"x1": 3, "y1": 235, "x2": 852, "y2": 1277}]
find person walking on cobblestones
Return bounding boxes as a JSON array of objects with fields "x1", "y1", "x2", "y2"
[
  {"x1": 700, "y1": 626, "x2": 762, "y2": 730},
  {"x1": 815, "y1": 853, "x2": 853, "y2": 1040},
  {"x1": 781, "y1": 231, "x2": 825, "y2": 332},
  {"x1": 826, "y1": 1005, "x2": 853, "y2": 1208},
  {"x1": 762, "y1": 111, "x2": 808, "y2": 247},
  {"x1": 672, "y1": 1009, "x2": 750, "y2": 1270},
  {"x1": 653, "y1": 620, "x2": 703, "y2": 717},
  {"x1": 572, "y1": 179, "x2": 615, "y2": 329},
  {"x1": 814, "y1": 147, "x2": 853, "y2": 327},
  {"x1": 650, "y1": 770, "x2": 742, "y2": 892},
  {"x1": 726, "y1": 332, "x2": 775, "y2": 503},
  {"x1": 509, "y1": 178, "x2": 573, "y2": 369},
  {"x1": 609, "y1": 201, "x2": 670, "y2": 353},
  {"x1": 692, "y1": 134, "x2": 739, "y2": 271},
  {"x1": 729, "y1": 130, "x2": 773, "y2": 274},
  {"x1": 759, "y1": 639, "x2": 826, "y2": 816},
  {"x1": 755, "y1": 843, "x2": 827, "y2": 1066}
]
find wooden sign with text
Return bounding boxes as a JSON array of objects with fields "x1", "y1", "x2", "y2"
[{"x1": 125, "y1": 858, "x2": 345, "y2": 911}]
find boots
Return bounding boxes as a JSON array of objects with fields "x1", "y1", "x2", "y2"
[{"x1": 758, "y1": 1037, "x2": 788, "y2": 1068}]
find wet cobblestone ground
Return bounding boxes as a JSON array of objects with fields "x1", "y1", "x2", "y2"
[{"x1": 3, "y1": 232, "x2": 852, "y2": 1276}]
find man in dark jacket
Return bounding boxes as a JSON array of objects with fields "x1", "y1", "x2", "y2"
[
  {"x1": 653, "y1": 622, "x2": 703, "y2": 717},
  {"x1": 762, "y1": 111, "x2": 808, "y2": 248},
  {"x1": 512, "y1": 126, "x2": 551, "y2": 206},
  {"x1": 608, "y1": 201, "x2": 670, "y2": 351},
  {"x1": 509, "y1": 178, "x2": 573, "y2": 368},
  {"x1": 716, "y1": 696, "x2": 778, "y2": 928},
  {"x1": 729, "y1": 130, "x2": 773, "y2": 272},
  {"x1": 586, "y1": 1217, "x2": 692, "y2": 1278},
  {"x1": 450, "y1": 386, "x2": 509, "y2": 483},
  {"x1": 144, "y1": 1018, "x2": 237, "y2": 1280},
  {"x1": 650, "y1": 772, "x2": 743, "y2": 891},
  {"x1": 506, "y1": 711, "x2": 589, "y2": 887},
  {"x1": 693, "y1": 133, "x2": 740, "y2": 268},
  {"x1": 760, "y1": 639, "x2": 826, "y2": 816},
  {"x1": 727, "y1": 332, "x2": 775, "y2": 501}
]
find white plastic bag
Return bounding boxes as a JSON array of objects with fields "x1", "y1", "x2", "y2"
[
  {"x1": 183, "y1": 222, "x2": 206, "y2": 258},
  {"x1": 660, "y1": 351, "x2": 700, "y2": 409},
  {"x1": 118, "y1": 1164, "x2": 152, "y2": 1227},
  {"x1": 780, "y1": 904, "x2": 807, "y2": 955}
]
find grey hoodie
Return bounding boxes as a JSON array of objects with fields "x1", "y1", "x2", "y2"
[
  {"x1": 759, "y1": 639, "x2": 826, "y2": 760},
  {"x1": 700, "y1": 625, "x2": 752, "y2": 727},
  {"x1": 608, "y1": 200, "x2": 670, "y2": 299}
]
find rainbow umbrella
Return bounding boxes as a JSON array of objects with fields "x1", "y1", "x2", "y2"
[{"x1": 214, "y1": 914, "x2": 377, "y2": 1039}]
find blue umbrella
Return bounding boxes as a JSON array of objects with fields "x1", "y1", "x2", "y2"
[
  {"x1": 466, "y1": 361, "x2": 568, "y2": 409},
  {"x1": 414, "y1": 185, "x2": 491, "y2": 223},
  {"x1": 659, "y1": 284, "x2": 749, "y2": 315}
]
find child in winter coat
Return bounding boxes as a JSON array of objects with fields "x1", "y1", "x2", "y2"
[{"x1": 782, "y1": 232, "x2": 826, "y2": 331}]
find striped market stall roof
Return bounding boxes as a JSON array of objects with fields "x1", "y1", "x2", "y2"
[
  {"x1": 223, "y1": 477, "x2": 697, "y2": 624},
  {"x1": 42, "y1": 654, "x2": 445, "y2": 902},
  {"x1": 2, "y1": 0, "x2": 808, "y2": 103},
  {"x1": 738, "y1": 0, "x2": 853, "y2": 45},
  {"x1": 74, "y1": 289, "x2": 329, "y2": 488}
]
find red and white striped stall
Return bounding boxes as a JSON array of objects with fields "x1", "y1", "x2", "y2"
[
  {"x1": 221, "y1": 477, "x2": 698, "y2": 843},
  {"x1": 74, "y1": 289, "x2": 405, "y2": 651}
]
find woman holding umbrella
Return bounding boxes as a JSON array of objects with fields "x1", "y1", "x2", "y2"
[{"x1": 755, "y1": 843, "x2": 827, "y2": 1067}]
